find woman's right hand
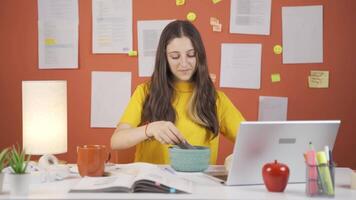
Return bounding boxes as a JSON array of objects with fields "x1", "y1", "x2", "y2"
[{"x1": 146, "y1": 121, "x2": 185, "y2": 145}]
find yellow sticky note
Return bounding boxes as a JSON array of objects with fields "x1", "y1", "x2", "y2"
[
  {"x1": 308, "y1": 70, "x2": 329, "y2": 88},
  {"x1": 212, "y1": 24, "x2": 222, "y2": 32},
  {"x1": 209, "y1": 73, "x2": 216, "y2": 83},
  {"x1": 128, "y1": 50, "x2": 138, "y2": 57},
  {"x1": 187, "y1": 12, "x2": 197, "y2": 22},
  {"x1": 273, "y1": 45, "x2": 283, "y2": 55},
  {"x1": 310, "y1": 70, "x2": 329, "y2": 78},
  {"x1": 271, "y1": 73, "x2": 281, "y2": 82},
  {"x1": 45, "y1": 38, "x2": 56, "y2": 45},
  {"x1": 308, "y1": 76, "x2": 329, "y2": 88},
  {"x1": 212, "y1": 0, "x2": 222, "y2": 4},
  {"x1": 210, "y1": 17, "x2": 220, "y2": 26},
  {"x1": 176, "y1": 0, "x2": 185, "y2": 6}
]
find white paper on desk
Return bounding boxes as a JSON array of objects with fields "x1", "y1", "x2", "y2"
[
  {"x1": 282, "y1": 5, "x2": 323, "y2": 64},
  {"x1": 138, "y1": 20, "x2": 174, "y2": 77},
  {"x1": 219, "y1": 43, "x2": 261, "y2": 89},
  {"x1": 92, "y1": 0, "x2": 132, "y2": 53},
  {"x1": 38, "y1": 21, "x2": 78, "y2": 69},
  {"x1": 230, "y1": 0, "x2": 271, "y2": 35},
  {"x1": 38, "y1": 0, "x2": 78, "y2": 21},
  {"x1": 90, "y1": 71, "x2": 131, "y2": 128},
  {"x1": 258, "y1": 96, "x2": 288, "y2": 121}
]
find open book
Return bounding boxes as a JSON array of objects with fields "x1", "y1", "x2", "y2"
[{"x1": 69, "y1": 162, "x2": 193, "y2": 193}]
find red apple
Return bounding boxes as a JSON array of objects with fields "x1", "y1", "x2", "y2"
[{"x1": 262, "y1": 160, "x2": 289, "y2": 192}]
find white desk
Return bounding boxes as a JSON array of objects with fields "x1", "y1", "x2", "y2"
[{"x1": 1, "y1": 166, "x2": 355, "y2": 200}]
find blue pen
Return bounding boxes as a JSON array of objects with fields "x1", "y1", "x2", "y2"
[
  {"x1": 163, "y1": 167, "x2": 176, "y2": 175},
  {"x1": 327, "y1": 147, "x2": 335, "y2": 186},
  {"x1": 328, "y1": 149, "x2": 333, "y2": 166}
]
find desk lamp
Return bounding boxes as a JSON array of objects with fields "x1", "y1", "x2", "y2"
[{"x1": 22, "y1": 80, "x2": 67, "y2": 166}]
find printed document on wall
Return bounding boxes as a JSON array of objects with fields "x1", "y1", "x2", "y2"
[
  {"x1": 230, "y1": 0, "x2": 271, "y2": 35},
  {"x1": 282, "y1": 5, "x2": 323, "y2": 64},
  {"x1": 220, "y1": 43, "x2": 261, "y2": 89},
  {"x1": 92, "y1": 0, "x2": 132, "y2": 53},
  {"x1": 38, "y1": 0, "x2": 78, "y2": 21},
  {"x1": 91, "y1": 72, "x2": 131, "y2": 128},
  {"x1": 138, "y1": 20, "x2": 174, "y2": 77},
  {"x1": 38, "y1": 0, "x2": 79, "y2": 69},
  {"x1": 38, "y1": 21, "x2": 78, "y2": 69},
  {"x1": 258, "y1": 96, "x2": 288, "y2": 121}
]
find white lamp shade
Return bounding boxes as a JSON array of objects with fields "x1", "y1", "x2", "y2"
[{"x1": 22, "y1": 81, "x2": 67, "y2": 155}]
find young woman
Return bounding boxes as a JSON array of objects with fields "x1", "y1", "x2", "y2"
[{"x1": 111, "y1": 20, "x2": 245, "y2": 164}]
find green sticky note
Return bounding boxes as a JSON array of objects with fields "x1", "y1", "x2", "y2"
[
  {"x1": 271, "y1": 73, "x2": 281, "y2": 82},
  {"x1": 128, "y1": 50, "x2": 138, "y2": 57},
  {"x1": 273, "y1": 45, "x2": 283, "y2": 55},
  {"x1": 186, "y1": 12, "x2": 197, "y2": 22},
  {"x1": 212, "y1": 0, "x2": 222, "y2": 4},
  {"x1": 176, "y1": 0, "x2": 185, "y2": 6}
]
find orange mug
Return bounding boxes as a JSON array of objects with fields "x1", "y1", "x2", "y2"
[{"x1": 77, "y1": 145, "x2": 110, "y2": 177}]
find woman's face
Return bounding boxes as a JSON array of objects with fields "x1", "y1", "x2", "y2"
[{"x1": 166, "y1": 36, "x2": 197, "y2": 82}]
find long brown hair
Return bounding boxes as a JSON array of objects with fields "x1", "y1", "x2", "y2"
[{"x1": 142, "y1": 20, "x2": 219, "y2": 136}]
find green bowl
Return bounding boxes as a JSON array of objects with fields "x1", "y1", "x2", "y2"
[{"x1": 169, "y1": 146, "x2": 210, "y2": 172}]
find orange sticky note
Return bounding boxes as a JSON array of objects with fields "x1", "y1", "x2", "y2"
[
  {"x1": 271, "y1": 73, "x2": 281, "y2": 82},
  {"x1": 212, "y1": 24, "x2": 222, "y2": 32},
  {"x1": 210, "y1": 17, "x2": 220, "y2": 26}
]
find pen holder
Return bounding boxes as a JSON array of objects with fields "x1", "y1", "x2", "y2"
[{"x1": 305, "y1": 162, "x2": 335, "y2": 197}]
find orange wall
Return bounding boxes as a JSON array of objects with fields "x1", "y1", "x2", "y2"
[{"x1": 0, "y1": 0, "x2": 355, "y2": 168}]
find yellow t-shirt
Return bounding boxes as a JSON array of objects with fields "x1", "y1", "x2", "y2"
[{"x1": 119, "y1": 82, "x2": 245, "y2": 164}]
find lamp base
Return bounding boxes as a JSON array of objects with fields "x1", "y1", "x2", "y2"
[
  {"x1": 36, "y1": 155, "x2": 71, "y2": 182},
  {"x1": 38, "y1": 154, "x2": 59, "y2": 169}
]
